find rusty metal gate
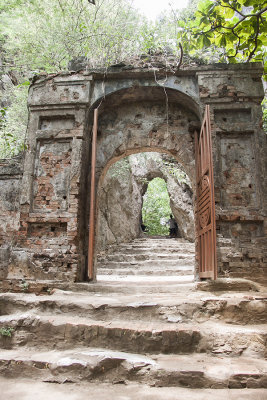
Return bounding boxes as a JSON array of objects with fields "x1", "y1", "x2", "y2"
[{"x1": 195, "y1": 105, "x2": 217, "y2": 280}]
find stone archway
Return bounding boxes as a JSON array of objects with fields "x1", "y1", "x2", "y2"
[{"x1": 83, "y1": 86, "x2": 201, "y2": 280}]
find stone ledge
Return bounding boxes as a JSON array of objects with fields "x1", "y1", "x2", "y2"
[{"x1": 196, "y1": 278, "x2": 263, "y2": 293}]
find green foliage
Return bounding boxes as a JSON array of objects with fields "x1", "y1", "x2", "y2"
[
  {"x1": 1, "y1": 0, "x2": 146, "y2": 72},
  {"x1": 0, "y1": 0, "x2": 150, "y2": 157},
  {"x1": 0, "y1": 81, "x2": 29, "y2": 158},
  {"x1": 142, "y1": 178, "x2": 172, "y2": 236},
  {"x1": 179, "y1": 0, "x2": 267, "y2": 70},
  {"x1": 20, "y1": 279, "x2": 29, "y2": 292},
  {"x1": 0, "y1": 326, "x2": 14, "y2": 337}
]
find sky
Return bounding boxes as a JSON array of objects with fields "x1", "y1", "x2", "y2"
[{"x1": 131, "y1": 0, "x2": 189, "y2": 20}]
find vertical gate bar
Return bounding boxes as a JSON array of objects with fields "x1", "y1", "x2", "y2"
[
  {"x1": 204, "y1": 231, "x2": 209, "y2": 270},
  {"x1": 194, "y1": 130, "x2": 200, "y2": 276},
  {"x1": 208, "y1": 229, "x2": 211, "y2": 270},
  {"x1": 88, "y1": 108, "x2": 98, "y2": 280},
  {"x1": 201, "y1": 234, "x2": 204, "y2": 273},
  {"x1": 202, "y1": 129, "x2": 204, "y2": 172}
]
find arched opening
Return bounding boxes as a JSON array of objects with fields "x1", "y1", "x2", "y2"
[{"x1": 80, "y1": 84, "x2": 202, "y2": 281}]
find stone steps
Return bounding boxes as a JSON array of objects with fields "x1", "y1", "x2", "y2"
[
  {"x1": 97, "y1": 275, "x2": 195, "y2": 285},
  {"x1": 98, "y1": 259, "x2": 194, "y2": 268},
  {"x1": 1, "y1": 237, "x2": 267, "y2": 396},
  {"x1": 105, "y1": 239, "x2": 195, "y2": 252},
  {"x1": 98, "y1": 252, "x2": 195, "y2": 262},
  {"x1": 97, "y1": 238, "x2": 195, "y2": 279},
  {"x1": 111, "y1": 249, "x2": 195, "y2": 256},
  {"x1": 106, "y1": 244, "x2": 195, "y2": 253},
  {"x1": 1, "y1": 313, "x2": 266, "y2": 357},
  {"x1": 1, "y1": 291, "x2": 267, "y2": 324},
  {"x1": 0, "y1": 348, "x2": 266, "y2": 389},
  {"x1": 98, "y1": 268, "x2": 193, "y2": 276}
]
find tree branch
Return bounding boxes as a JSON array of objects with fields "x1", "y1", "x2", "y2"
[
  {"x1": 177, "y1": 42, "x2": 183, "y2": 69},
  {"x1": 247, "y1": 15, "x2": 260, "y2": 61}
]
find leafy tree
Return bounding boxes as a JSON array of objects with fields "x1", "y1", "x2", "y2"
[
  {"x1": 177, "y1": 0, "x2": 267, "y2": 132},
  {"x1": 1, "y1": 0, "x2": 146, "y2": 72},
  {"x1": 179, "y1": 0, "x2": 267, "y2": 68},
  {"x1": 0, "y1": 0, "x2": 148, "y2": 157},
  {"x1": 0, "y1": 81, "x2": 29, "y2": 158},
  {"x1": 142, "y1": 178, "x2": 172, "y2": 236}
]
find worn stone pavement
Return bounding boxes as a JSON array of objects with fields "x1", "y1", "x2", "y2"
[
  {"x1": 0, "y1": 238, "x2": 267, "y2": 399},
  {"x1": 1, "y1": 378, "x2": 267, "y2": 400}
]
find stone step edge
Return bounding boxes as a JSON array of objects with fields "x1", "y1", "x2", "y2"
[
  {"x1": 1, "y1": 293, "x2": 266, "y2": 325},
  {"x1": 0, "y1": 278, "x2": 264, "y2": 295},
  {"x1": 98, "y1": 256, "x2": 195, "y2": 260},
  {"x1": 98, "y1": 253, "x2": 195, "y2": 258},
  {"x1": 97, "y1": 262, "x2": 194, "y2": 267},
  {"x1": 1, "y1": 314, "x2": 266, "y2": 357},
  {"x1": 0, "y1": 279, "x2": 196, "y2": 295},
  {"x1": 105, "y1": 248, "x2": 195, "y2": 253},
  {"x1": 1, "y1": 291, "x2": 267, "y2": 308},
  {"x1": 1, "y1": 312, "x2": 266, "y2": 334},
  {"x1": 96, "y1": 269, "x2": 194, "y2": 274},
  {"x1": 105, "y1": 246, "x2": 195, "y2": 251},
  {"x1": 0, "y1": 348, "x2": 266, "y2": 389}
]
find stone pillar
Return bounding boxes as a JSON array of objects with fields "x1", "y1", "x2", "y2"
[
  {"x1": 197, "y1": 63, "x2": 267, "y2": 283},
  {"x1": 16, "y1": 73, "x2": 91, "y2": 282}
]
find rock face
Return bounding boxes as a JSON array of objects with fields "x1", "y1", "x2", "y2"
[
  {"x1": 96, "y1": 153, "x2": 194, "y2": 251},
  {"x1": 97, "y1": 157, "x2": 142, "y2": 250}
]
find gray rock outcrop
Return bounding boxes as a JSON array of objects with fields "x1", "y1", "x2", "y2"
[{"x1": 96, "y1": 152, "x2": 194, "y2": 251}]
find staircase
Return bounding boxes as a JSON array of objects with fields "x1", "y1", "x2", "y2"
[
  {"x1": 0, "y1": 237, "x2": 266, "y2": 399},
  {"x1": 97, "y1": 237, "x2": 195, "y2": 281}
]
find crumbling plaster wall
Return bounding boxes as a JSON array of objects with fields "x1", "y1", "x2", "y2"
[{"x1": 0, "y1": 63, "x2": 266, "y2": 285}]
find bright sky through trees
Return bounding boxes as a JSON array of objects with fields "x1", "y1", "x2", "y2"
[{"x1": 132, "y1": 0, "x2": 189, "y2": 20}]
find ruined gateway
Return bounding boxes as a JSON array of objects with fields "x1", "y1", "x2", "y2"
[{"x1": 0, "y1": 62, "x2": 266, "y2": 287}]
